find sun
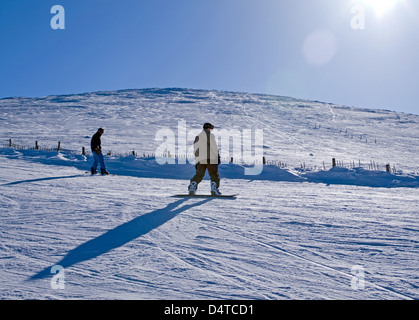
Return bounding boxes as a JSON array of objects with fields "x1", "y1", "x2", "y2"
[{"x1": 361, "y1": 0, "x2": 400, "y2": 17}]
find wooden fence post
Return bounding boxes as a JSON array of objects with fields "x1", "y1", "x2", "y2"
[
  {"x1": 57, "y1": 141, "x2": 61, "y2": 151},
  {"x1": 35, "y1": 141, "x2": 39, "y2": 150},
  {"x1": 9, "y1": 139, "x2": 12, "y2": 147},
  {"x1": 82, "y1": 147, "x2": 86, "y2": 155},
  {"x1": 386, "y1": 164, "x2": 390, "y2": 172},
  {"x1": 332, "y1": 158, "x2": 336, "y2": 168}
]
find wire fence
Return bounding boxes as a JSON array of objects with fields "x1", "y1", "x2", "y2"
[{"x1": 2, "y1": 138, "x2": 399, "y2": 173}]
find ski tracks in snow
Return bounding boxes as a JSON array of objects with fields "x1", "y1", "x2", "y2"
[
  {"x1": 128, "y1": 210, "x2": 278, "y2": 299},
  {"x1": 181, "y1": 208, "x2": 415, "y2": 300},
  {"x1": 1, "y1": 155, "x2": 417, "y2": 299},
  {"x1": 206, "y1": 222, "x2": 414, "y2": 300}
]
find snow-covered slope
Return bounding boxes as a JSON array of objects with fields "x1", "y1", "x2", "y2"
[
  {"x1": 0, "y1": 88, "x2": 418, "y2": 300},
  {"x1": 1, "y1": 88, "x2": 418, "y2": 173}
]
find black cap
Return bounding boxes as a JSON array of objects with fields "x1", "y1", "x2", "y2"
[{"x1": 203, "y1": 123, "x2": 214, "y2": 129}]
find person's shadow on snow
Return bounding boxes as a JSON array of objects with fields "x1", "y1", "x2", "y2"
[{"x1": 29, "y1": 198, "x2": 212, "y2": 280}]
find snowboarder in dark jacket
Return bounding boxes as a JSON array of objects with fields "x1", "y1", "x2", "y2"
[{"x1": 90, "y1": 128, "x2": 109, "y2": 175}]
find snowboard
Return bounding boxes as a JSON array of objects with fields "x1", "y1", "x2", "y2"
[
  {"x1": 172, "y1": 194, "x2": 238, "y2": 199},
  {"x1": 85, "y1": 171, "x2": 117, "y2": 176}
]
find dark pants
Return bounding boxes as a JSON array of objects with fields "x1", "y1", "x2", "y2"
[{"x1": 191, "y1": 164, "x2": 220, "y2": 188}]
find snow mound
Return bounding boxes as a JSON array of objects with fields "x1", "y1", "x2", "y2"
[{"x1": 303, "y1": 167, "x2": 419, "y2": 188}]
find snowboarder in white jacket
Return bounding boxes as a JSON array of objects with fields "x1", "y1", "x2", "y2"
[{"x1": 188, "y1": 123, "x2": 221, "y2": 195}]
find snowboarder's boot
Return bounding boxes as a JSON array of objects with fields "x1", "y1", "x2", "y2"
[
  {"x1": 91, "y1": 167, "x2": 98, "y2": 175},
  {"x1": 188, "y1": 181, "x2": 197, "y2": 195},
  {"x1": 101, "y1": 169, "x2": 109, "y2": 175},
  {"x1": 211, "y1": 181, "x2": 221, "y2": 196}
]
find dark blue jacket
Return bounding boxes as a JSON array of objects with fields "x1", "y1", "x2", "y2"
[{"x1": 91, "y1": 131, "x2": 102, "y2": 152}]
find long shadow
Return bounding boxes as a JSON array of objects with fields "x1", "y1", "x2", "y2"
[
  {"x1": 2, "y1": 175, "x2": 83, "y2": 186},
  {"x1": 30, "y1": 198, "x2": 212, "y2": 280}
]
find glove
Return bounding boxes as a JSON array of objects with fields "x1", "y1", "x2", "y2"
[{"x1": 95, "y1": 147, "x2": 101, "y2": 155}]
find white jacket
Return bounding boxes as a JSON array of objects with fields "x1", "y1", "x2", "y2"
[{"x1": 194, "y1": 130, "x2": 219, "y2": 165}]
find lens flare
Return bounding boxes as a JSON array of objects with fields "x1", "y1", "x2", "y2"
[
  {"x1": 362, "y1": 0, "x2": 399, "y2": 17},
  {"x1": 303, "y1": 30, "x2": 338, "y2": 67}
]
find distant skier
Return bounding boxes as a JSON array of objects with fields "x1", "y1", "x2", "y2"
[
  {"x1": 90, "y1": 128, "x2": 109, "y2": 175},
  {"x1": 188, "y1": 123, "x2": 221, "y2": 195}
]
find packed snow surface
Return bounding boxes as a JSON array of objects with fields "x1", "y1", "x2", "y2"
[{"x1": 0, "y1": 88, "x2": 418, "y2": 299}]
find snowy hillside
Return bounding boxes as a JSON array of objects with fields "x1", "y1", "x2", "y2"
[
  {"x1": 0, "y1": 88, "x2": 418, "y2": 300},
  {"x1": 1, "y1": 88, "x2": 419, "y2": 173}
]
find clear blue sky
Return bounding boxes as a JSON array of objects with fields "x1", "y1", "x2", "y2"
[{"x1": 1, "y1": 0, "x2": 418, "y2": 114}]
